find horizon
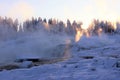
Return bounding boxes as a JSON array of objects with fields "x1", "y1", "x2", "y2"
[{"x1": 0, "y1": 0, "x2": 120, "y2": 28}]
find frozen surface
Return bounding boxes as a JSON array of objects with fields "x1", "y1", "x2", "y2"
[{"x1": 0, "y1": 34, "x2": 120, "y2": 80}]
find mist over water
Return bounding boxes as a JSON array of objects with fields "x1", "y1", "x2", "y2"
[
  {"x1": 0, "y1": 30, "x2": 73, "y2": 65},
  {"x1": 0, "y1": 30, "x2": 118, "y2": 65}
]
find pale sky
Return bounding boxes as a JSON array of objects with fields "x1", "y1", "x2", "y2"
[{"x1": 0, "y1": 0, "x2": 120, "y2": 24}]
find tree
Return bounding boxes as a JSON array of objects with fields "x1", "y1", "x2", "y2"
[
  {"x1": 58, "y1": 21, "x2": 65, "y2": 33},
  {"x1": 48, "y1": 18, "x2": 53, "y2": 25},
  {"x1": 66, "y1": 19, "x2": 72, "y2": 35},
  {"x1": 43, "y1": 18, "x2": 47, "y2": 23},
  {"x1": 13, "y1": 19, "x2": 19, "y2": 31}
]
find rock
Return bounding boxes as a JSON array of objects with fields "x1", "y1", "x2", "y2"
[
  {"x1": 80, "y1": 56, "x2": 94, "y2": 59},
  {"x1": 15, "y1": 58, "x2": 40, "y2": 62},
  {"x1": 116, "y1": 61, "x2": 120, "y2": 68},
  {"x1": 19, "y1": 61, "x2": 33, "y2": 68},
  {"x1": 74, "y1": 65, "x2": 78, "y2": 68},
  {"x1": 0, "y1": 64, "x2": 19, "y2": 71},
  {"x1": 90, "y1": 68, "x2": 96, "y2": 71}
]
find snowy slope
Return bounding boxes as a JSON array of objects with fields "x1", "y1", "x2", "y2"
[{"x1": 0, "y1": 34, "x2": 120, "y2": 80}]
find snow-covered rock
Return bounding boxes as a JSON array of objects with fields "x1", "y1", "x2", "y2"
[{"x1": 19, "y1": 61, "x2": 32, "y2": 68}]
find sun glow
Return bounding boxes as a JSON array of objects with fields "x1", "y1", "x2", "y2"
[
  {"x1": 97, "y1": 28, "x2": 103, "y2": 36},
  {"x1": 43, "y1": 22, "x2": 49, "y2": 31},
  {"x1": 8, "y1": 1, "x2": 34, "y2": 22},
  {"x1": 75, "y1": 28, "x2": 83, "y2": 42},
  {"x1": 81, "y1": 19, "x2": 91, "y2": 30}
]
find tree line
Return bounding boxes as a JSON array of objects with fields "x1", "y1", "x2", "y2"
[{"x1": 0, "y1": 16, "x2": 120, "y2": 40}]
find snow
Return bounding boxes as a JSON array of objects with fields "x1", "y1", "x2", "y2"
[
  {"x1": 0, "y1": 34, "x2": 120, "y2": 80},
  {"x1": 19, "y1": 61, "x2": 33, "y2": 68}
]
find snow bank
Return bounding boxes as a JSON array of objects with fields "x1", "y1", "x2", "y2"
[{"x1": 74, "y1": 34, "x2": 118, "y2": 51}]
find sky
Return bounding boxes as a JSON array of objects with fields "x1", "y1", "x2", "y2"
[{"x1": 0, "y1": 0, "x2": 120, "y2": 27}]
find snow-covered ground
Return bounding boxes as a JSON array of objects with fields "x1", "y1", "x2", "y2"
[{"x1": 0, "y1": 34, "x2": 120, "y2": 80}]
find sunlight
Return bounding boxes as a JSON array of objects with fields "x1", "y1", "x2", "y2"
[
  {"x1": 63, "y1": 39, "x2": 71, "y2": 59},
  {"x1": 112, "y1": 20, "x2": 117, "y2": 30},
  {"x1": 43, "y1": 22, "x2": 50, "y2": 31},
  {"x1": 81, "y1": 19, "x2": 91, "y2": 30},
  {"x1": 97, "y1": 28, "x2": 103, "y2": 36},
  {"x1": 84, "y1": 30, "x2": 90, "y2": 38},
  {"x1": 113, "y1": 21, "x2": 117, "y2": 30},
  {"x1": 8, "y1": 1, "x2": 34, "y2": 22},
  {"x1": 75, "y1": 28, "x2": 83, "y2": 42}
]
